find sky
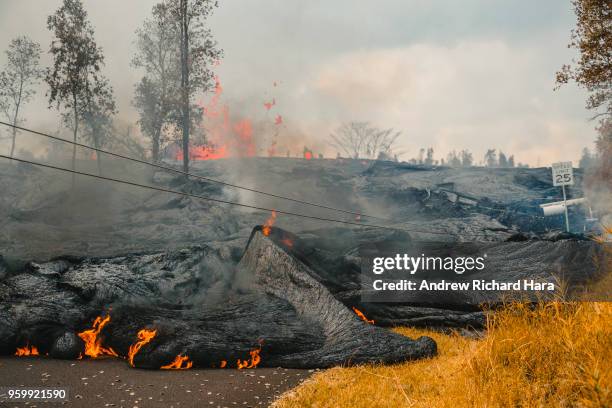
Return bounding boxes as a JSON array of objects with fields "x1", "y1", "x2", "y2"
[{"x1": 0, "y1": 0, "x2": 599, "y2": 166}]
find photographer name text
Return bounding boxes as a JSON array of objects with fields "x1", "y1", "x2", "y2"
[{"x1": 372, "y1": 279, "x2": 555, "y2": 291}]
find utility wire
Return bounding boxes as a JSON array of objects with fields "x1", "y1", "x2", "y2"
[
  {"x1": 2, "y1": 154, "x2": 470, "y2": 235},
  {"x1": 0, "y1": 122, "x2": 533, "y2": 235},
  {"x1": 2, "y1": 122, "x2": 535, "y2": 229},
  {"x1": 0, "y1": 155, "x2": 517, "y2": 238},
  {"x1": 0, "y1": 121, "x2": 391, "y2": 222}
]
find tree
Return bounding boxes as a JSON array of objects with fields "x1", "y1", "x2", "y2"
[
  {"x1": 417, "y1": 148, "x2": 425, "y2": 164},
  {"x1": 133, "y1": 2, "x2": 181, "y2": 163},
  {"x1": 556, "y1": 0, "x2": 611, "y2": 118},
  {"x1": 330, "y1": 121, "x2": 401, "y2": 159},
  {"x1": 484, "y1": 149, "x2": 497, "y2": 167},
  {"x1": 169, "y1": 0, "x2": 222, "y2": 175},
  {"x1": 424, "y1": 147, "x2": 434, "y2": 166},
  {"x1": 557, "y1": 0, "x2": 611, "y2": 194},
  {"x1": 498, "y1": 151, "x2": 508, "y2": 168},
  {"x1": 46, "y1": 0, "x2": 106, "y2": 186},
  {"x1": 460, "y1": 149, "x2": 473, "y2": 167},
  {"x1": 579, "y1": 147, "x2": 595, "y2": 168},
  {"x1": 79, "y1": 76, "x2": 116, "y2": 175},
  {"x1": 594, "y1": 120, "x2": 611, "y2": 181},
  {"x1": 0, "y1": 36, "x2": 43, "y2": 158},
  {"x1": 446, "y1": 150, "x2": 461, "y2": 167}
]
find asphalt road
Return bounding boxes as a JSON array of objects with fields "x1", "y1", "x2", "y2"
[{"x1": 0, "y1": 357, "x2": 313, "y2": 407}]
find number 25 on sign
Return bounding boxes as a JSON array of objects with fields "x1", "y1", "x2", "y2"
[
  {"x1": 551, "y1": 161, "x2": 574, "y2": 186},
  {"x1": 551, "y1": 161, "x2": 573, "y2": 232}
]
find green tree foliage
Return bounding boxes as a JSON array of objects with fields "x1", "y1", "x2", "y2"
[
  {"x1": 169, "y1": 0, "x2": 222, "y2": 174},
  {"x1": 133, "y1": 2, "x2": 181, "y2": 163},
  {"x1": 46, "y1": 0, "x2": 114, "y2": 183},
  {"x1": 556, "y1": 0, "x2": 611, "y2": 117},
  {"x1": 0, "y1": 36, "x2": 43, "y2": 158},
  {"x1": 557, "y1": 0, "x2": 611, "y2": 193}
]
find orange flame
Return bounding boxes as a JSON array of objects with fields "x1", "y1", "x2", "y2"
[
  {"x1": 161, "y1": 354, "x2": 193, "y2": 370},
  {"x1": 264, "y1": 98, "x2": 276, "y2": 111},
  {"x1": 304, "y1": 150, "x2": 313, "y2": 160},
  {"x1": 176, "y1": 75, "x2": 257, "y2": 161},
  {"x1": 237, "y1": 345, "x2": 262, "y2": 370},
  {"x1": 593, "y1": 224, "x2": 612, "y2": 244},
  {"x1": 15, "y1": 344, "x2": 39, "y2": 356},
  {"x1": 128, "y1": 329, "x2": 157, "y2": 367},
  {"x1": 181, "y1": 144, "x2": 229, "y2": 161},
  {"x1": 262, "y1": 210, "x2": 277, "y2": 236},
  {"x1": 352, "y1": 306, "x2": 375, "y2": 324},
  {"x1": 281, "y1": 237, "x2": 293, "y2": 247},
  {"x1": 78, "y1": 315, "x2": 119, "y2": 358},
  {"x1": 220, "y1": 360, "x2": 227, "y2": 368}
]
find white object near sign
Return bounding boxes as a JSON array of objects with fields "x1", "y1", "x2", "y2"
[{"x1": 551, "y1": 161, "x2": 574, "y2": 186}]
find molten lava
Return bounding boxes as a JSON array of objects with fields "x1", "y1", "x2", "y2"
[
  {"x1": 128, "y1": 328, "x2": 157, "y2": 367},
  {"x1": 78, "y1": 315, "x2": 119, "y2": 358},
  {"x1": 176, "y1": 75, "x2": 258, "y2": 161},
  {"x1": 161, "y1": 354, "x2": 193, "y2": 370},
  {"x1": 262, "y1": 210, "x2": 277, "y2": 236},
  {"x1": 352, "y1": 307, "x2": 375, "y2": 324},
  {"x1": 264, "y1": 98, "x2": 276, "y2": 111},
  {"x1": 237, "y1": 345, "x2": 262, "y2": 370},
  {"x1": 15, "y1": 344, "x2": 39, "y2": 356},
  {"x1": 183, "y1": 144, "x2": 229, "y2": 161}
]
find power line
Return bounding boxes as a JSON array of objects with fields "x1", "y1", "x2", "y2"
[
  {"x1": 0, "y1": 121, "x2": 391, "y2": 222},
  {"x1": 2, "y1": 122, "x2": 534, "y2": 230},
  {"x1": 1, "y1": 155, "x2": 520, "y2": 239},
  {"x1": 4, "y1": 154, "x2": 518, "y2": 239},
  {"x1": 4, "y1": 154, "x2": 468, "y2": 235}
]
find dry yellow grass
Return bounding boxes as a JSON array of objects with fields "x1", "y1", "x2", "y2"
[{"x1": 274, "y1": 302, "x2": 611, "y2": 407}]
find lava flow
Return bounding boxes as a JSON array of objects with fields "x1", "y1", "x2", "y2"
[
  {"x1": 15, "y1": 344, "x2": 39, "y2": 356},
  {"x1": 264, "y1": 98, "x2": 276, "y2": 111},
  {"x1": 161, "y1": 354, "x2": 193, "y2": 370},
  {"x1": 237, "y1": 345, "x2": 262, "y2": 370},
  {"x1": 352, "y1": 307, "x2": 375, "y2": 324},
  {"x1": 128, "y1": 328, "x2": 157, "y2": 367},
  {"x1": 262, "y1": 210, "x2": 277, "y2": 236},
  {"x1": 176, "y1": 75, "x2": 257, "y2": 161},
  {"x1": 78, "y1": 315, "x2": 119, "y2": 358}
]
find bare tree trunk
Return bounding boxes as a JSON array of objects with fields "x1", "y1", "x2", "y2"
[
  {"x1": 72, "y1": 94, "x2": 78, "y2": 188},
  {"x1": 9, "y1": 84, "x2": 22, "y2": 161},
  {"x1": 94, "y1": 136, "x2": 102, "y2": 176},
  {"x1": 152, "y1": 128, "x2": 161, "y2": 163},
  {"x1": 180, "y1": 0, "x2": 190, "y2": 178},
  {"x1": 9, "y1": 124, "x2": 17, "y2": 159}
]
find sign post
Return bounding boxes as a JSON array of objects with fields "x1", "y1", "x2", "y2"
[{"x1": 551, "y1": 161, "x2": 574, "y2": 232}]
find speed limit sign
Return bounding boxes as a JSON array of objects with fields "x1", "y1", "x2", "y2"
[
  {"x1": 551, "y1": 161, "x2": 574, "y2": 186},
  {"x1": 551, "y1": 161, "x2": 573, "y2": 232}
]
